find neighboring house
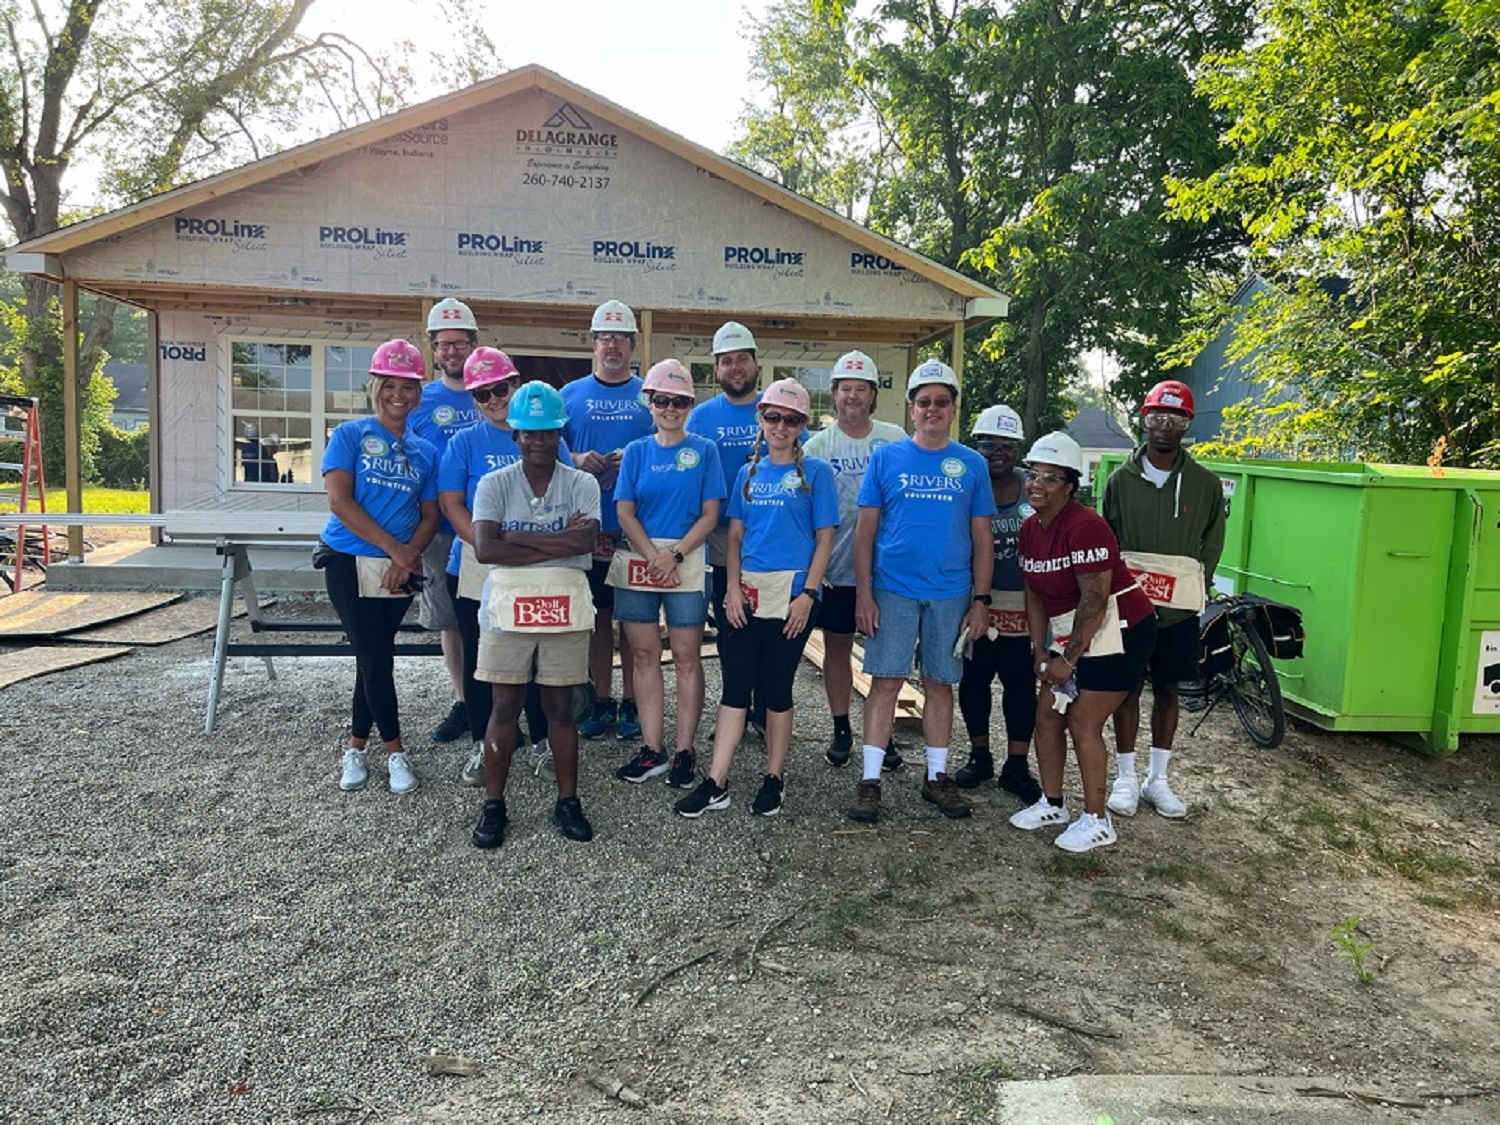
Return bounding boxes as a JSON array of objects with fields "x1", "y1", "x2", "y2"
[
  {"x1": 1066, "y1": 407, "x2": 1135, "y2": 490},
  {"x1": 103, "y1": 361, "x2": 148, "y2": 431}
]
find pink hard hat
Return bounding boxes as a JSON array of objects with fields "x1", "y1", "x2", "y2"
[
  {"x1": 759, "y1": 378, "x2": 810, "y2": 418},
  {"x1": 369, "y1": 339, "x2": 426, "y2": 380},
  {"x1": 463, "y1": 346, "x2": 520, "y2": 391},
  {"x1": 642, "y1": 358, "x2": 696, "y2": 397}
]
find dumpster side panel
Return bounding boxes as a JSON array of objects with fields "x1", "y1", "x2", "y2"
[{"x1": 1457, "y1": 485, "x2": 1500, "y2": 738}]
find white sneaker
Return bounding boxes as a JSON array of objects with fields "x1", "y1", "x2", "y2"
[
  {"x1": 1055, "y1": 812, "x2": 1117, "y2": 853},
  {"x1": 1009, "y1": 796, "x2": 1070, "y2": 830},
  {"x1": 339, "y1": 748, "x2": 368, "y2": 791},
  {"x1": 1141, "y1": 775, "x2": 1188, "y2": 818},
  {"x1": 530, "y1": 738, "x2": 554, "y2": 781},
  {"x1": 460, "y1": 742, "x2": 484, "y2": 787},
  {"x1": 1107, "y1": 774, "x2": 1140, "y2": 817},
  {"x1": 388, "y1": 752, "x2": 419, "y2": 795}
]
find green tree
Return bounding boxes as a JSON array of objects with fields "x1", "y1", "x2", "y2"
[
  {"x1": 0, "y1": 0, "x2": 495, "y2": 480},
  {"x1": 1166, "y1": 0, "x2": 1500, "y2": 466}
]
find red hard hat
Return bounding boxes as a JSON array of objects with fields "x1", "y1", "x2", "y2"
[{"x1": 1142, "y1": 379, "x2": 1195, "y2": 419}]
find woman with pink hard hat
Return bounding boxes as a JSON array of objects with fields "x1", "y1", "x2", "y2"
[{"x1": 673, "y1": 377, "x2": 837, "y2": 820}]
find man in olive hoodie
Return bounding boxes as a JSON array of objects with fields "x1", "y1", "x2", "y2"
[{"x1": 1101, "y1": 380, "x2": 1226, "y2": 818}]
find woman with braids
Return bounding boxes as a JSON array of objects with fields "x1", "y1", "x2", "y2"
[{"x1": 674, "y1": 379, "x2": 837, "y2": 819}]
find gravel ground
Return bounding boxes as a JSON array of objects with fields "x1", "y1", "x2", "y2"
[{"x1": 2, "y1": 594, "x2": 1498, "y2": 1124}]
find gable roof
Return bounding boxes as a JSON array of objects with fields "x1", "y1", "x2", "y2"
[
  {"x1": 10, "y1": 64, "x2": 1005, "y2": 330},
  {"x1": 1066, "y1": 408, "x2": 1136, "y2": 450}
]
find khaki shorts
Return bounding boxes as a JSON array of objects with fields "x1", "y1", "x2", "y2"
[
  {"x1": 476, "y1": 628, "x2": 590, "y2": 686},
  {"x1": 418, "y1": 530, "x2": 458, "y2": 631}
]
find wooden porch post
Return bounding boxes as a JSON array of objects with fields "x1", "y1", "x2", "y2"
[{"x1": 62, "y1": 280, "x2": 83, "y2": 560}]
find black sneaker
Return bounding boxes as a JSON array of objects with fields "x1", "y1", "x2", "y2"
[
  {"x1": 665, "y1": 749, "x2": 697, "y2": 789},
  {"x1": 615, "y1": 746, "x2": 669, "y2": 784},
  {"x1": 751, "y1": 774, "x2": 784, "y2": 817},
  {"x1": 472, "y1": 798, "x2": 507, "y2": 849},
  {"x1": 998, "y1": 756, "x2": 1044, "y2": 805},
  {"x1": 430, "y1": 700, "x2": 468, "y2": 743},
  {"x1": 675, "y1": 777, "x2": 730, "y2": 818},
  {"x1": 882, "y1": 739, "x2": 904, "y2": 773},
  {"x1": 954, "y1": 750, "x2": 994, "y2": 789},
  {"x1": 825, "y1": 729, "x2": 853, "y2": 767},
  {"x1": 553, "y1": 796, "x2": 595, "y2": 842}
]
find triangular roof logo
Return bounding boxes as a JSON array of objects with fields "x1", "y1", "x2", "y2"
[{"x1": 543, "y1": 102, "x2": 593, "y2": 129}]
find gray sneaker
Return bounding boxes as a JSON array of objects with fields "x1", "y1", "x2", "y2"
[
  {"x1": 530, "y1": 738, "x2": 555, "y2": 781},
  {"x1": 460, "y1": 741, "x2": 485, "y2": 787},
  {"x1": 339, "y1": 748, "x2": 368, "y2": 792}
]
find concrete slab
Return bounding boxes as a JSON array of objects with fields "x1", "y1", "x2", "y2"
[
  {"x1": 995, "y1": 1075, "x2": 1487, "y2": 1124},
  {"x1": 44, "y1": 542, "x2": 323, "y2": 594}
]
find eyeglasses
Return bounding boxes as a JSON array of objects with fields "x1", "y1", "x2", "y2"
[
  {"x1": 471, "y1": 381, "x2": 518, "y2": 404},
  {"x1": 650, "y1": 394, "x2": 694, "y2": 411},
  {"x1": 594, "y1": 332, "x2": 631, "y2": 345},
  {"x1": 1024, "y1": 469, "x2": 1069, "y2": 486},
  {"x1": 913, "y1": 396, "x2": 954, "y2": 410},
  {"x1": 1144, "y1": 411, "x2": 1190, "y2": 432},
  {"x1": 760, "y1": 410, "x2": 805, "y2": 428},
  {"x1": 432, "y1": 340, "x2": 473, "y2": 353},
  {"x1": 976, "y1": 439, "x2": 1019, "y2": 454}
]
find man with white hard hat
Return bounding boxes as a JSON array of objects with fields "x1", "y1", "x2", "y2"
[
  {"x1": 847, "y1": 359, "x2": 995, "y2": 824},
  {"x1": 803, "y1": 350, "x2": 906, "y2": 769},
  {"x1": 412, "y1": 297, "x2": 484, "y2": 743},
  {"x1": 560, "y1": 300, "x2": 655, "y2": 742}
]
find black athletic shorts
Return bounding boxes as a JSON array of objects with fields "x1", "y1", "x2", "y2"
[
  {"x1": 1146, "y1": 614, "x2": 1201, "y2": 686},
  {"x1": 819, "y1": 584, "x2": 857, "y2": 635}
]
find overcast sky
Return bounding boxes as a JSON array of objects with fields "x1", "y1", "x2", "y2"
[{"x1": 325, "y1": 0, "x2": 778, "y2": 154}]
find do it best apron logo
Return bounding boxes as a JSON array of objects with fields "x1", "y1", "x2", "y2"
[{"x1": 513, "y1": 596, "x2": 572, "y2": 627}]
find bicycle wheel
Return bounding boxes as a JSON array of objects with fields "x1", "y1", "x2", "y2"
[{"x1": 1228, "y1": 615, "x2": 1285, "y2": 747}]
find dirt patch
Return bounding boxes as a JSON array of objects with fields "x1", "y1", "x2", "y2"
[{"x1": 0, "y1": 595, "x2": 1496, "y2": 1122}]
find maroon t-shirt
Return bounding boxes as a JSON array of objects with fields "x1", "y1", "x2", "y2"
[{"x1": 1018, "y1": 501, "x2": 1154, "y2": 626}]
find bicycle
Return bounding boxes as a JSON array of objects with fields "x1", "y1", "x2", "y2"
[{"x1": 1179, "y1": 592, "x2": 1287, "y2": 748}]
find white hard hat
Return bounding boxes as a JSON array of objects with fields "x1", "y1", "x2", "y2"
[
  {"x1": 830, "y1": 350, "x2": 878, "y2": 385},
  {"x1": 712, "y1": 321, "x2": 757, "y2": 356},
  {"x1": 591, "y1": 299, "x2": 638, "y2": 334},
  {"x1": 244, "y1": 423, "x2": 259, "y2": 439},
  {"x1": 428, "y1": 297, "x2": 478, "y2": 334},
  {"x1": 906, "y1": 359, "x2": 960, "y2": 400},
  {"x1": 265, "y1": 433, "x2": 281, "y2": 447},
  {"x1": 1024, "y1": 431, "x2": 1084, "y2": 473},
  {"x1": 972, "y1": 405, "x2": 1024, "y2": 440}
]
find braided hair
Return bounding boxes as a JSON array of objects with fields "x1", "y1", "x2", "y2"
[
  {"x1": 741, "y1": 414, "x2": 812, "y2": 500},
  {"x1": 741, "y1": 431, "x2": 765, "y2": 502}
]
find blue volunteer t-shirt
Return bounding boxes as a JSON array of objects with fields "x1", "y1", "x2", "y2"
[
  {"x1": 614, "y1": 433, "x2": 727, "y2": 540},
  {"x1": 728, "y1": 456, "x2": 839, "y2": 597},
  {"x1": 559, "y1": 375, "x2": 655, "y2": 532},
  {"x1": 856, "y1": 439, "x2": 996, "y2": 600},
  {"x1": 411, "y1": 380, "x2": 480, "y2": 533},
  {"x1": 437, "y1": 423, "x2": 571, "y2": 575},
  {"x1": 686, "y1": 394, "x2": 762, "y2": 528},
  {"x1": 320, "y1": 417, "x2": 439, "y2": 556}
]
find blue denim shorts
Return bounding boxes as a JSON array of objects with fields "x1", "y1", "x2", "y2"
[
  {"x1": 861, "y1": 588, "x2": 970, "y2": 685},
  {"x1": 612, "y1": 585, "x2": 711, "y2": 629}
]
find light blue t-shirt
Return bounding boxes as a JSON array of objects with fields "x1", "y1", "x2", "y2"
[
  {"x1": 803, "y1": 419, "x2": 909, "y2": 586},
  {"x1": 614, "y1": 433, "x2": 727, "y2": 541},
  {"x1": 856, "y1": 439, "x2": 996, "y2": 600},
  {"x1": 411, "y1": 380, "x2": 480, "y2": 533},
  {"x1": 320, "y1": 417, "x2": 439, "y2": 557},
  {"x1": 559, "y1": 375, "x2": 655, "y2": 532},
  {"x1": 727, "y1": 456, "x2": 839, "y2": 597},
  {"x1": 437, "y1": 423, "x2": 571, "y2": 576},
  {"x1": 686, "y1": 394, "x2": 761, "y2": 528}
]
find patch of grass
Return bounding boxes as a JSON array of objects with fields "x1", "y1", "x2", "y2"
[
  {"x1": 1330, "y1": 916, "x2": 1377, "y2": 985},
  {"x1": 883, "y1": 857, "x2": 933, "y2": 888},
  {"x1": 1142, "y1": 859, "x2": 1193, "y2": 885},
  {"x1": 808, "y1": 969, "x2": 834, "y2": 986},
  {"x1": 823, "y1": 895, "x2": 872, "y2": 944},
  {"x1": 1043, "y1": 854, "x2": 1112, "y2": 879},
  {"x1": 1415, "y1": 892, "x2": 1458, "y2": 910},
  {"x1": 2, "y1": 486, "x2": 150, "y2": 514},
  {"x1": 953, "y1": 1057, "x2": 1016, "y2": 1121},
  {"x1": 518, "y1": 958, "x2": 549, "y2": 994}
]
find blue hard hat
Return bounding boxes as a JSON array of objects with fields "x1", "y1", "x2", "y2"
[{"x1": 508, "y1": 380, "x2": 569, "y2": 430}]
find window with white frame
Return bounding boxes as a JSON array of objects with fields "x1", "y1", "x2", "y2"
[{"x1": 228, "y1": 338, "x2": 377, "y2": 487}]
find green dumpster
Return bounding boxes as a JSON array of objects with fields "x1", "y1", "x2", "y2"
[{"x1": 1093, "y1": 456, "x2": 1500, "y2": 754}]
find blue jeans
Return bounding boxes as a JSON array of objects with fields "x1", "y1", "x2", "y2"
[
  {"x1": 861, "y1": 588, "x2": 970, "y2": 685},
  {"x1": 613, "y1": 586, "x2": 710, "y2": 629}
]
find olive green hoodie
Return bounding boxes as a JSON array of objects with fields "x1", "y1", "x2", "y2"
[{"x1": 1101, "y1": 443, "x2": 1227, "y2": 626}]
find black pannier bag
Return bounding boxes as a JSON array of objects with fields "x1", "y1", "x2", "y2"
[
  {"x1": 1199, "y1": 601, "x2": 1234, "y2": 679},
  {"x1": 1240, "y1": 593, "x2": 1306, "y2": 659}
]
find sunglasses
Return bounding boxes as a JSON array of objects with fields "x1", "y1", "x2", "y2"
[
  {"x1": 760, "y1": 410, "x2": 805, "y2": 428},
  {"x1": 650, "y1": 394, "x2": 694, "y2": 411},
  {"x1": 1145, "y1": 412, "x2": 1190, "y2": 432},
  {"x1": 471, "y1": 381, "x2": 518, "y2": 404},
  {"x1": 976, "y1": 439, "x2": 1019, "y2": 453},
  {"x1": 1024, "y1": 469, "x2": 1069, "y2": 486}
]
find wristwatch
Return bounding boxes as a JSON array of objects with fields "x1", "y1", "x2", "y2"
[
  {"x1": 671, "y1": 547, "x2": 685, "y2": 564},
  {"x1": 972, "y1": 593, "x2": 993, "y2": 606},
  {"x1": 801, "y1": 586, "x2": 822, "y2": 603}
]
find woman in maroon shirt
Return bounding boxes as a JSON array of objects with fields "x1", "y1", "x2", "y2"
[{"x1": 1013, "y1": 433, "x2": 1158, "y2": 853}]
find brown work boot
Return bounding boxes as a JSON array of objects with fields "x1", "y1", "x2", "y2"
[
  {"x1": 847, "y1": 779, "x2": 882, "y2": 823},
  {"x1": 921, "y1": 772, "x2": 973, "y2": 819}
]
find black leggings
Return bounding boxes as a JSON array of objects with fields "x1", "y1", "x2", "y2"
[
  {"x1": 719, "y1": 609, "x2": 817, "y2": 713},
  {"x1": 324, "y1": 551, "x2": 413, "y2": 742},
  {"x1": 958, "y1": 633, "x2": 1037, "y2": 744},
  {"x1": 448, "y1": 574, "x2": 547, "y2": 745}
]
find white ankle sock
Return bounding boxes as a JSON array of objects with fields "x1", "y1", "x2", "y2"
[
  {"x1": 1149, "y1": 746, "x2": 1172, "y2": 778},
  {"x1": 1117, "y1": 751, "x2": 1137, "y2": 779}
]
